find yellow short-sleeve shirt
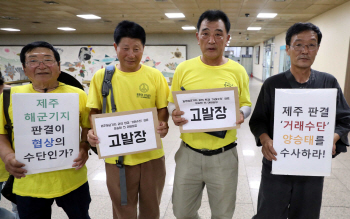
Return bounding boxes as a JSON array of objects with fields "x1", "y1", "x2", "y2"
[
  {"x1": 87, "y1": 64, "x2": 169, "y2": 165},
  {"x1": 0, "y1": 160, "x2": 9, "y2": 182},
  {"x1": 0, "y1": 83, "x2": 90, "y2": 198},
  {"x1": 168, "y1": 56, "x2": 252, "y2": 150}
]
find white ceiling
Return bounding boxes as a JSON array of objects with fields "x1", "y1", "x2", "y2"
[{"x1": 0, "y1": 0, "x2": 349, "y2": 46}]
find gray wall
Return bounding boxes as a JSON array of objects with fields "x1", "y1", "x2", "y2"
[{"x1": 0, "y1": 33, "x2": 202, "y2": 59}]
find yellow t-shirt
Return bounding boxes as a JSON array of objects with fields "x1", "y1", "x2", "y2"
[
  {"x1": 0, "y1": 83, "x2": 90, "y2": 198},
  {"x1": 168, "y1": 56, "x2": 252, "y2": 150},
  {"x1": 0, "y1": 159, "x2": 9, "y2": 182},
  {"x1": 87, "y1": 64, "x2": 169, "y2": 165}
]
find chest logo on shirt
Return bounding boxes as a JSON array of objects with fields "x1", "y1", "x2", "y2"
[
  {"x1": 139, "y1": 83, "x2": 149, "y2": 93},
  {"x1": 224, "y1": 82, "x2": 233, "y2": 87}
]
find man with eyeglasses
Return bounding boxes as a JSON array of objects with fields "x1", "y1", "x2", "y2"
[
  {"x1": 249, "y1": 22, "x2": 350, "y2": 218},
  {"x1": 0, "y1": 41, "x2": 91, "y2": 219}
]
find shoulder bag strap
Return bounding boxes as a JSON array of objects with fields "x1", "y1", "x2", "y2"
[{"x1": 101, "y1": 65, "x2": 127, "y2": 206}]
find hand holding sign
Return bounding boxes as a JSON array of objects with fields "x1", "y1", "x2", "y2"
[
  {"x1": 333, "y1": 133, "x2": 340, "y2": 155},
  {"x1": 260, "y1": 133, "x2": 277, "y2": 161},
  {"x1": 157, "y1": 121, "x2": 169, "y2": 138},
  {"x1": 73, "y1": 147, "x2": 89, "y2": 170},
  {"x1": 237, "y1": 111, "x2": 244, "y2": 125},
  {"x1": 171, "y1": 109, "x2": 188, "y2": 126},
  {"x1": 4, "y1": 153, "x2": 27, "y2": 179},
  {"x1": 87, "y1": 129, "x2": 99, "y2": 147}
]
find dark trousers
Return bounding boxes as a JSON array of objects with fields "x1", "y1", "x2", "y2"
[
  {"x1": 16, "y1": 182, "x2": 91, "y2": 219},
  {"x1": 253, "y1": 163, "x2": 324, "y2": 219}
]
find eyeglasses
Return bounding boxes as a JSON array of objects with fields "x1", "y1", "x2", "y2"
[
  {"x1": 291, "y1": 43, "x2": 318, "y2": 51},
  {"x1": 26, "y1": 59, "x2": 56, "y2": 67}
]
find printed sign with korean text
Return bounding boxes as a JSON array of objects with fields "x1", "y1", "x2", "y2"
[
  {"x1": 172, "y1": 87, "x2": 240, "y2": 133},
  {"x1": 13, "y1": 93, "x2": 79, "y2": 175},
  {"x1": 272, "y1": 89, "x2": 337, "y2": 176},
  {"x1": 92, "y1": 107, "x2": 161, "y2": 159}
]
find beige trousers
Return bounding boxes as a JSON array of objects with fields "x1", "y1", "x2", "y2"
[
  {"x1": 172, "y1": 141, "x2": 239, "y2": 219},
  {"x1": 105, "y1": 156, "x2": 166, "y2": 219}
]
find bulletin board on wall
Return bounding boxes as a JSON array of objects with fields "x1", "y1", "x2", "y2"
[{"x1": 0, "y1": 45, "x2": 187, "y2": 87}]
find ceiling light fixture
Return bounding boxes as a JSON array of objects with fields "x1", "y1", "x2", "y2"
[
  {"x1": 57, "y1": 27, "x2": 76, "y2": 31},
  {"x1": 247, "y1": 27, "x2": 261, "y2": 30},
  {"x1": 165, "y1": 13, "x2": 185, "y2": 18},
  {"x1": 77, "y1": 14, "x2": 101, "y2": 19},
  {"x1": 257, "y1": 13, "x2": 277, "y2": 18},
  {"x1": 1, "y1": 28, "x2": 20, "y2": 31},
  {"x1": 182, "y1": 26, "x2": 196, "y2": 30}
]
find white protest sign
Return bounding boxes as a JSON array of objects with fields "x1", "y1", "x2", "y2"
[
  {"x1": 13, "y1": 93, "x2": 79, "y2": 175},
  {"x1": 172, "y1": 87, "x2": 240, "y2": 133},
  {"x1": 272, "y1": 89, "x2": 337, "y2": 176},
  {"x1": 92, "y1": 107, "x2": 161, "y2": 159}
]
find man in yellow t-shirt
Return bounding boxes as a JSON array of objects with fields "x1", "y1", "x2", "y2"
[
  {"x1": 0, "y1": 71, "x2": 18, "y2": 219},
  {"x1": 87, "y1": 20, "x2": 169, "y2": 219},
  {"x1": 0, "y1": 41, "x2": 91, "y2": 219},
  {"x1": 168, "y1": 10, "x2": 252, "y2": 219}
]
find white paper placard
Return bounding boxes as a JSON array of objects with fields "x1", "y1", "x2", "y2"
[
  {"x1": 272, "y1": 89, "x2": 337, "y2": 176},
  {"x1": 13, "y1": 93, "x2": 79, "y2": 175},
  {"x1": 172, "y1": 87, "x2": 240, "y2": 133},
  {"x1": 92, "y1": 107, "x2": 161, "y2": 159}
]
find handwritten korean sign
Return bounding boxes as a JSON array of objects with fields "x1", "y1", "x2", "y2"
[
  {"x1": 92, "y1": 107, "x2": 161, "y2": 159},
  {"x1": 13, "y1": 93, "x2": 79, "y2": 175},
  {"x1": 172, "y1": 87, "x2": 240, "y2": 133},
  {"x1": 272, "y1": 89, "x2": 337, "y2": 176}
]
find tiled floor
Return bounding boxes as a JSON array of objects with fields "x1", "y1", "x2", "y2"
[{"x1": 1, "y1": 78, "x2": 350, "y2": 218}]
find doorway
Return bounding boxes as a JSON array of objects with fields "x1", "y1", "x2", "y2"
[{"x1": 262, "y1": 38, "x2": 274, "y2": 81}]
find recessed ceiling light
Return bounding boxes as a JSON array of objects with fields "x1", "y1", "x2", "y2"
[
  {"x1": 165, "y1": 13, "x2": 185, "y2": 18},
  {"x1": 257, "y1": 13, "x2": 277, "y2": 18},
  {"x1": 1, "y1": 28, "x2": 20, "y2": 31},
  {"x1": 77, "y1": 14, "x2": 101, "y2": 19},
  {"x1": 182, "y1": 26, "x2": 196, "y2": 30},
  {"x1": 57, "y1": 27, "x2": 76, "y2": 31},
  {"x1": 247, "y1": 27, "x2": 261, "y2": 30}
]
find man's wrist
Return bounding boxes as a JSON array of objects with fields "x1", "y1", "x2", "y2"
[
  {"x1": 4, "y1": 152, "x2": 15, "y2": 164},
  {"x1": 80, "y1": 140, "x2": 91, "y2": 150},
  {"x1": 239, "y1": 110, "x2": 244, "y2": 117}
]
